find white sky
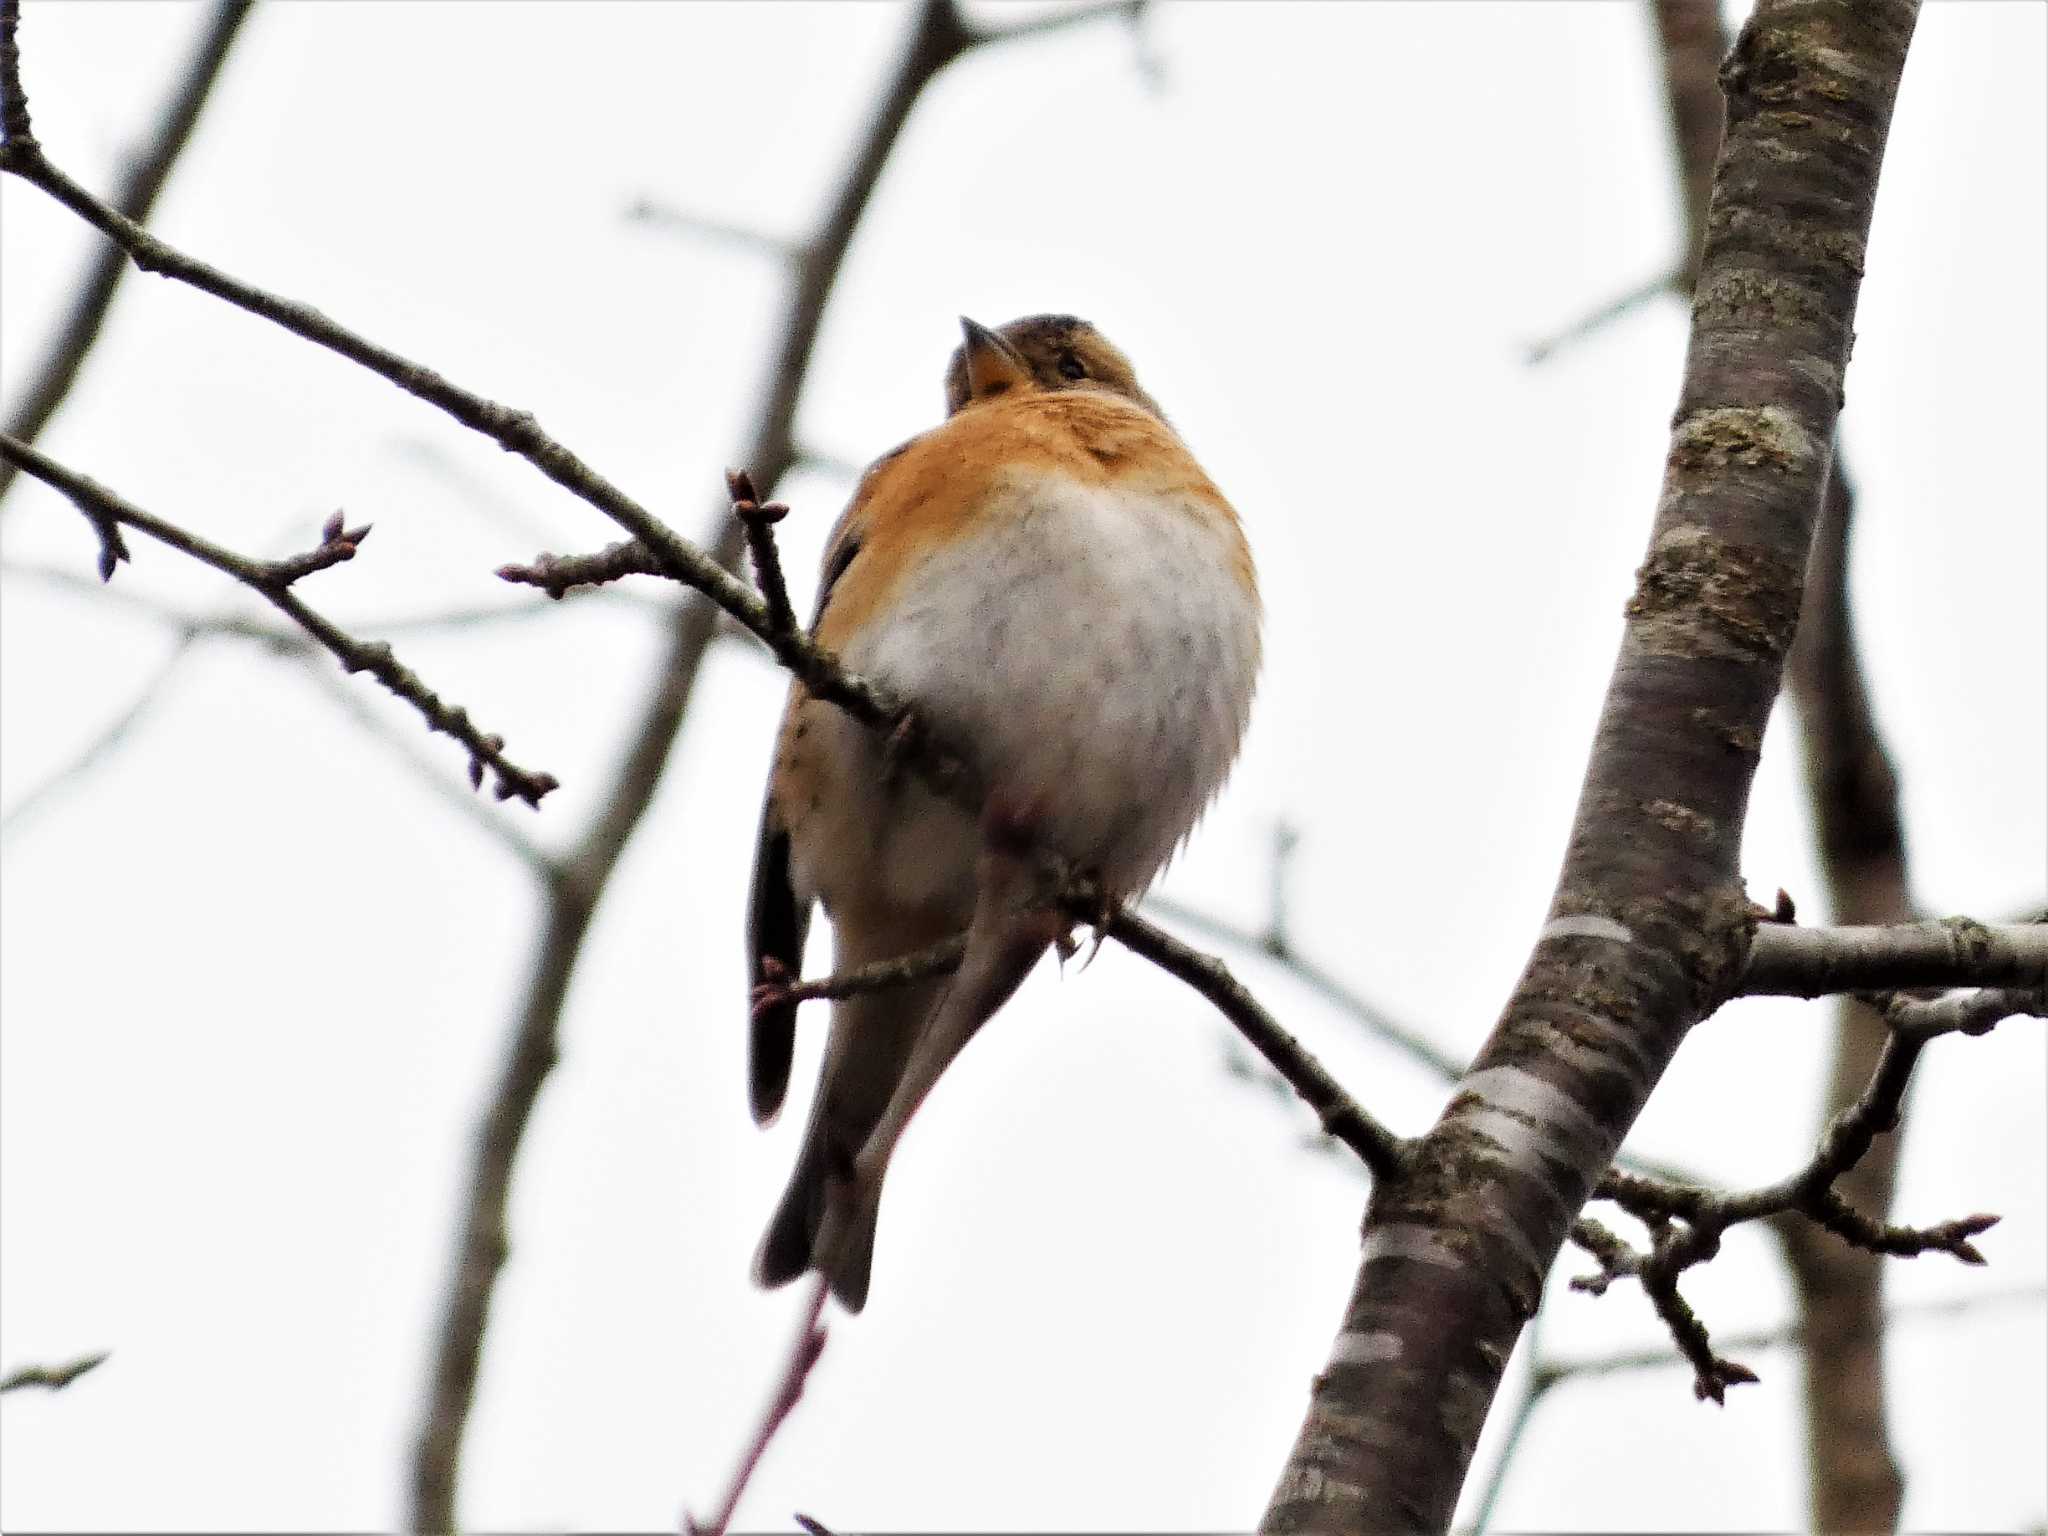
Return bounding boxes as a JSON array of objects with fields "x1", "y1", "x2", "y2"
[{"x1": 1, "y1": 2, "x2": 2041, "y2": 1530}]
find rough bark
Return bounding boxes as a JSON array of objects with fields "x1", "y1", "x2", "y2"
[
  {"x1": 1262, "y1": 3, "x2": 1922, "y2": 1527},
  {"x1": 1661, "y1": 3, "x2": 1913, "y2": 1524}
]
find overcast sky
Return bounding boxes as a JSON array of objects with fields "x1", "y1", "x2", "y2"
[{"x1": 1, "y1": 2, "x2": 2042, "y2": 1530}]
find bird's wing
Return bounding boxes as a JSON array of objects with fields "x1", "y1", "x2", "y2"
[{"x1": 745, "y1": 439, "x2": 916, "y2": 1125}]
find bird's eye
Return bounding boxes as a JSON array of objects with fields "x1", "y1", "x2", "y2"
[{"x1": 1056, "y1": 352, "x2": 1087, "y2": 381}]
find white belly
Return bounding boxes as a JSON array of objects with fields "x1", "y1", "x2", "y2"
[{"x1": 826, "y1": 471, "x2": 1260, "y2": 910}]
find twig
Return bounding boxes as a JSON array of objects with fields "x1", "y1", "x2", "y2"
[
  {"x1": 1106, "y1": 909, "x2": 1409, "y2": 1180},
  {"x1": 726, "y1": 468, "x2": 799, "y2": 637},
  {"x1": 1587, "y1": 979, "x2": 2032, "y2": 1307},
  {"x1": 0, "y1": 435, "x2": 557, "y2": 807},
  {"x1": 0, "y1": 635, "x2": 195, "y2": 836},
  {"x1": 1473, "y1": 1284, "x2": 2048, "y2": 1528},
  {"x1": 746, "y1": 900, "x2": 1408, "y2": 1181},
  {"x1": 1880, "y1": 984, "x2": 2045, "y2": 1040},
  {"x1": 0, "y1": 0, "x2": 253, "y2": 504},
  {"x1": 0, "y1": 1349, "x2": 109, "y2": 1393},
  {"x1": 684, "y1": 1280, "x2": 830, "y2": 1536},
  {"x1": 1741, "y1": 918, "x2": 2047, "y2": 997},
  {"x1": 625, "y1": 198, "x2": 800, "y2": 263},
  {"x1": 752, "y1": 938, "x2": 965, "y2": 1015},
  {"x1": 5, "y1": 557, "x2": 669, "y2": 640},
  {"x1": 497, "y1": 538, "x2": 666, "y2": 599},
  {"x1": 291, "y1": 654, "x2": 555, "y2": 878},
  {"x1": 1522, "y1": 268, "x2": 1678, "y2": 366}
]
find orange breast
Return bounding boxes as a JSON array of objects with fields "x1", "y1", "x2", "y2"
[{"x1": 814, "y1": 388, "x2": 1246, "y2": 650}]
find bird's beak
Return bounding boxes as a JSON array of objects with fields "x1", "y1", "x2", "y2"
[{"x1": 957, "y1": 316, "x2": 1033, "y2": 403}]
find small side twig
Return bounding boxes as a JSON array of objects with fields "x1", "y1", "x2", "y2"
[
  {"x1": 0, "y1": 1350, "x2": 110, "y2": 1393},
  {"x1": 1566, "y1": 1218, "x2": 1757, "y2": 1403},
  {"x1": 684, "y1": 1280, "x2": 830, "y2": 1536},
  {"x1": 1880, "y1": 984, "x2": 2045, "y2": 1040},
  {"x1": 1522, "y1": 268, "x2": 1679, "y2": 366},
  {"x1": 726, "y1": 468, "x2": 799, "y2": 637},
  {"x1": 497, "y1": 538, "x2": 665, "y2": 599},
  {"x1": 751, "y1": 939, "x2": 966, "y2": 1019}
]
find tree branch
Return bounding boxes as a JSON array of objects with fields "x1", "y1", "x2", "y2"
[
  {"x1": 0, "y1": 0, "x2": 253, "y2": 504},
  {"x1": 0, "y1": 434, "x2": 558, "y2": 806},
  {"x1": 684, "y1": 1280, "x2": 830, "y2": 1536},
  {"x1": 1263, "y1": 4, "x2": 1924, "y2": 1526},
  {"x1": 1741, "y1": 918, "x2": 2046, "y2": 997}
]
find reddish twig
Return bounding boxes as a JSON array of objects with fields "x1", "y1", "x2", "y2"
[{"x1": 685, "y1": 1280, "x2": 830, "y2": 1536}]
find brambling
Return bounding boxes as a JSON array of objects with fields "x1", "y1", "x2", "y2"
[{"x1": 748, "y1": 314, "x2": 1261, "y2": 1311}]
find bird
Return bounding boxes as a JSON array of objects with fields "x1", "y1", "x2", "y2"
[{"x1": 746, "y1": 313, "x2": 1261, "y2": 1312}]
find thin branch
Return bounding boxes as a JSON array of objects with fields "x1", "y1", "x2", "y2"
[
  {"x1": 1741, "y1": 918, "x2": 2047, "y2": 997},
  {"x1": 1587, "y1": 977, "x2": 2036, "y2": 1312},
  {"x1": 745, "y1": 901, "x2": 1409, "y2": 1181},
  {"x1": 684, "y1": 1280, "x2": 830, "y2": 1536},
  {"x1": 0, "y1": 635, "x2": 195, "y2": 836},
  {"x1": 0, "y1": 0, "x2": 254, "y2": 504},
  {"x1": 1472, "y1": 1284, "x2": 2048, "y2": 1528},
  {"x1": 0, "y1": 1349, "x2": 109, "y2": 1393},
  {"x1": 1522, "y1": 268, "x2": 1679, "y2": 366},
  {"x1": 1881, "y1": 985, "x2": 2046, "y2": 1040},
  {"x1": 1106, "y1": 908, "x2": 1409, "y2": 1180},
  {"x1": 727, "y1": 469, "x2": 799, "y2": 638},
  {"x1": 290, "y1": 653, "x2": 554, "y2": 878},
  {"x1": 0, "y1": 435, "x2": 557, "y2": 807},
  {"x1": 751, "y1": 938, "x2": 965, "y2": 1015},
  {"x1": 1142, "y1": 889, "x2": 1465, "y2": 1082},
  {"x1": 497, "y1": 538, "x2": 666, "y2": 599},
  {"x1": 624, "y1": 197, "x2": 801, "y2": 263}
]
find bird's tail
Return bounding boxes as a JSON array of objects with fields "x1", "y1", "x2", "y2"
[
  {"x1": 752, "y1": 958, "x2": 949, "y2": 1313},
  {"x1": 754, "y1": 1127, "x2": 882, "y2": 1312}
]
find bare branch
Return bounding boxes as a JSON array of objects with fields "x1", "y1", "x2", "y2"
[
  {"x1": 1881, "y1": 985, "x2": 2046, "y2": 1040},
  {"x1": 291, "y1": 655, "x2": 555, "y2": 878},
  {"x1": 0, "y1": 1349, "x2": 109, "y2": 1393},
  {"x1": 0, "y1": 636, "x2": 195, "y2": 837},
  {"x1": 1106, "y1": 909, "x2": 1409, "y2": 1181},
  {"x1": 0, "y1": 435, "x2": 558, "y2": 807},
  {"x1": 624, "y1": 197, "x2": 800, "y2": 263},
  {"x1": 1742, "y1": 918, "x2": 2046, "y2": 997},
  {"x1": 0, "y1": 0, "x2": 253, "y2": 503},
  {"x1": 1143, "y1": 889, "x2": 1464, "y2": 1082},
  {"x1": 752, "y1": 938, "x2": 966, "y2": 1016},
  {"x1": 1522, "y1": 268, "x2": 1678, "y2": 366},
  {"x1": 684, "y1": 1280, "x2": 830, "y2": 1536}
]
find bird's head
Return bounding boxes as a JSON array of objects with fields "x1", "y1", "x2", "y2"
[{"x1": 943, "y1": 313, "x2": 1164, "y2": 420}]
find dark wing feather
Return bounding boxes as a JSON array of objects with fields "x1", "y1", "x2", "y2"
[{"x1": 747, "y1": 799, "x2": 810, "y2": 1124}]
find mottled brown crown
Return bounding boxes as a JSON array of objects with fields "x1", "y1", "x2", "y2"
[{"x1": 943, "y1": 313, "x2": 1164, "y2": 420}]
